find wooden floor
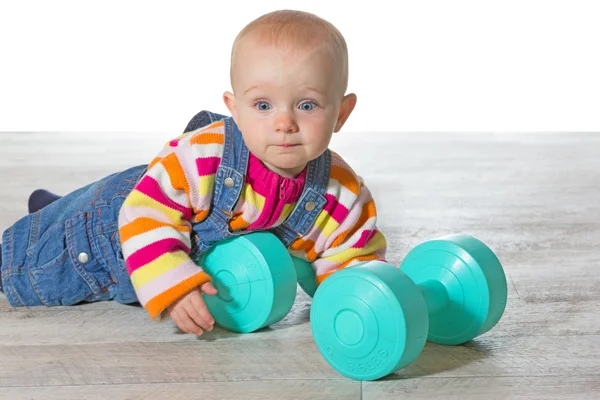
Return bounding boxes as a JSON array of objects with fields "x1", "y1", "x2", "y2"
[{"x1": 1, "y1": 131, "x2": 599, "y2": 399}]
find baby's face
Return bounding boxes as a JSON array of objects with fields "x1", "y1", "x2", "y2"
[{"x1": 225, "y1": 39, "x2": 346, "y2": 178}]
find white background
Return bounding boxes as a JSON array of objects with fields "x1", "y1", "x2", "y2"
[{"x1": 0, "y1": 0, "x2": 599, "y2": 133}]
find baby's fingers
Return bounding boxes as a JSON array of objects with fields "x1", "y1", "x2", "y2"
[
  {"x1": 172, "y1": 308, "x2": 204, "y2": 336},
  {"x1": 187, "y1": 292, "x2": 215, "y2": 331},
  {"x1": 201, "y1": 281, "x2": 218, "y2": 295}
]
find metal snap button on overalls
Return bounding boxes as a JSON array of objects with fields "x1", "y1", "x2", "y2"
[
  {"x1": 77, "y1": 252, "x2": 89, "y2": 263},
  {"x1": 305, "y1": 201, "x2": 316, "y2": 211},
  {"x1": 224, "y1": 177, "x2": 235, "y2": 188}
]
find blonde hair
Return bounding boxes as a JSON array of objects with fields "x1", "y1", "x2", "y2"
[{"x1": 230, "y1": 9, "x2": 349, "y2": 95}]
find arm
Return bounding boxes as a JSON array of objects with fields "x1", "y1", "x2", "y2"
[
  {"x1": 118, "y1": 131, "x2": 222, "y2": 320},
  {"x1": 290, "y1": 164, "x2": 387, "y2": 285},
  {"x1": 313, "y1": 181, "x2": 387, "y2": 284}
]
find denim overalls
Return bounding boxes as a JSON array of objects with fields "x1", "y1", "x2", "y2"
[{"x1": 1, "y1": 111, "x2": 331, "y2": 309}]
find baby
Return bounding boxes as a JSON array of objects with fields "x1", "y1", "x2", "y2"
[{"x1": 0, "y1": 9, "x2": 387, "y2": 335}]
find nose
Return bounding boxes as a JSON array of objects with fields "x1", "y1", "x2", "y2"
[{"x1": 274, "y1": 111, "x2": 299, "y2": 133}]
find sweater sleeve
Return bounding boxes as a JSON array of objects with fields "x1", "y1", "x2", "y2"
[
  {"x1": 117, "y1": 126, "x2": 224, "y2": 319},
  {"x1": 289, "y1": 153, "x2": 387, "y2": 285}
]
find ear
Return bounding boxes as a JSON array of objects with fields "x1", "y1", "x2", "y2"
[
  {"x1": 333, "y1": 93, "x2": 357, "y2": 132},
  {"x1": 223, "y1": 91, "x2": 239, "y2": 124}
]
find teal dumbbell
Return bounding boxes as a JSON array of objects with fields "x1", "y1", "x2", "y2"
[
  {"x1": 310, "y1": 234, "x2": 507, "y2": 381},
  {"x1": 196, "y1": 232, "x2": 317, "y2": 333}
]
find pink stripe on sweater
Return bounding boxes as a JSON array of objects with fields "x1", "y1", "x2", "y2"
[
  {"x1": 301, "y1": 196, "x2": 363, "y2": 252},
  {"x1": 135, "y1": 176, "x2": 192, "y2": 220},
  {"x1": 323, "y1": 193, "x2": 350, "y2": 223},
  {"x1": 247, "y1": 197, "x2": 284, "y2": 230},
  {"x1": 196, "y1": 156, "x2": 221, "y2": 176},
  {"x1": 126, "y1": 238, "x2": 191, "y2": 274},
  {"x1": 176, "y1": 146, "x2": 211, "y2": 211}
]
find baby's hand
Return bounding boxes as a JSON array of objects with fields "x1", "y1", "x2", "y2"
[{"x1": 167, "y1": 281, "x2": 218, "y2": 335}]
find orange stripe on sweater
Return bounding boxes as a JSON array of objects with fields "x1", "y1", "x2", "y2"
[
  {"x1": 194, "y1": 209, "x2": 209, "y2": 222},
  {"x1": 120, "y1": 217, "x2": 191, "y2": 243},
  {"x1": 161, "y1": 152, "x2": 191, "y2": 196},
  {"x1": 316, "y1": 254, "x2": 380, "y2": 284},
  {"x1": 148, "y1": 156, "x2": 163, "y2": 170},
  {"x1": 330, "y1": 199, "x2": 377, "y2": 249},
  {"x1": 228, "y1": 214, "x2": 251, "y2": 231},
  {"x1": 190, "y1": 132, "x2": 225, "y2": 146},
  {"x1": 207, "y1": 120, "x2": 224, "y2": 130},
  {"x1": 146, "y1": 272, "x2": 212, "y2": 319},
  {"x1": 290, "y1": 238, "x2": 319, "y2": 262},
  {"x1": 330, "y1": 165, "x2": 360, "y2": 195}
]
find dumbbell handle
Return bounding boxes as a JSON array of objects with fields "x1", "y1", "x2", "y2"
[
  {"x1": 293, "y1": 257, "x2": 313, "y2": 277},
  {"x1": 292, "y1": 257, "x2": 318, "y2": 297},
  {"x1": 295, "y1": 256, "x2": 453, "y2": 310},
  {"x1": 418, "y1": 280, "x2": 450, "y2": 315}
]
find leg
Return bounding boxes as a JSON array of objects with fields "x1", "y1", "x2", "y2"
[
  {"x1": 28, "y1": 189, "x2": 62, "y2": 213},
  {"x1": 1, "y1": 165, "x2": 147, "y2": 307},
  {"x1": 2, "y1": 180, "x2": 113, "y2": 306}
]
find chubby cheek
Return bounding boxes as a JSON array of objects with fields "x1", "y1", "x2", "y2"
[
  {"x1": 240, "y1": 126, "x2": 271, "y2": 157},
  {"x1": 306, "y1": 124, "x2": 333, "y2": 146},
  {"x1": 241, "y1": 129, "x2": 265, "y2": 153}
]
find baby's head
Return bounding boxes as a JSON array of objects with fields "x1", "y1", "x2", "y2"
[{"x1": 223, "y1": 10, "x2": 357, "y2": 178}]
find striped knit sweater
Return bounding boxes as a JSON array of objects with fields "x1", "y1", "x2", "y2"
[{"x1": 118, "y1": 120, "x2": 387, "y2": 319}]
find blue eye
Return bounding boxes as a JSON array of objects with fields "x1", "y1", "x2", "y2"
[
  {"x1": 299, "y1": 102, "x2": 317, "y2": 111},
  {"x1": 255, "y1": 101, "x2": 271, "y2": 111}
]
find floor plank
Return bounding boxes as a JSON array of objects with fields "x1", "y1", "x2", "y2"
[
  {"x1": 0, "y1": 380, "x2": 361, "y2": 400},
  {"x1": 363, "y1": 376, "x2": 600, "y2": 400}
]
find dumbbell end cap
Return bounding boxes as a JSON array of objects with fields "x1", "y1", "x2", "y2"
[
  {"x1": 311, "y1": 261, "x2": 428, "y2": 380},
  {"x1": 400, "y1": 234, "x2": 508, "y2": 345},
  {"x1": 198, "y1": 232, "x2": 298, "y2": 333}
]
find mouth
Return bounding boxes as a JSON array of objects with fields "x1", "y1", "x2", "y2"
[{"x1": 278, "y1": 144, "x2": 300, "y2": 148}]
